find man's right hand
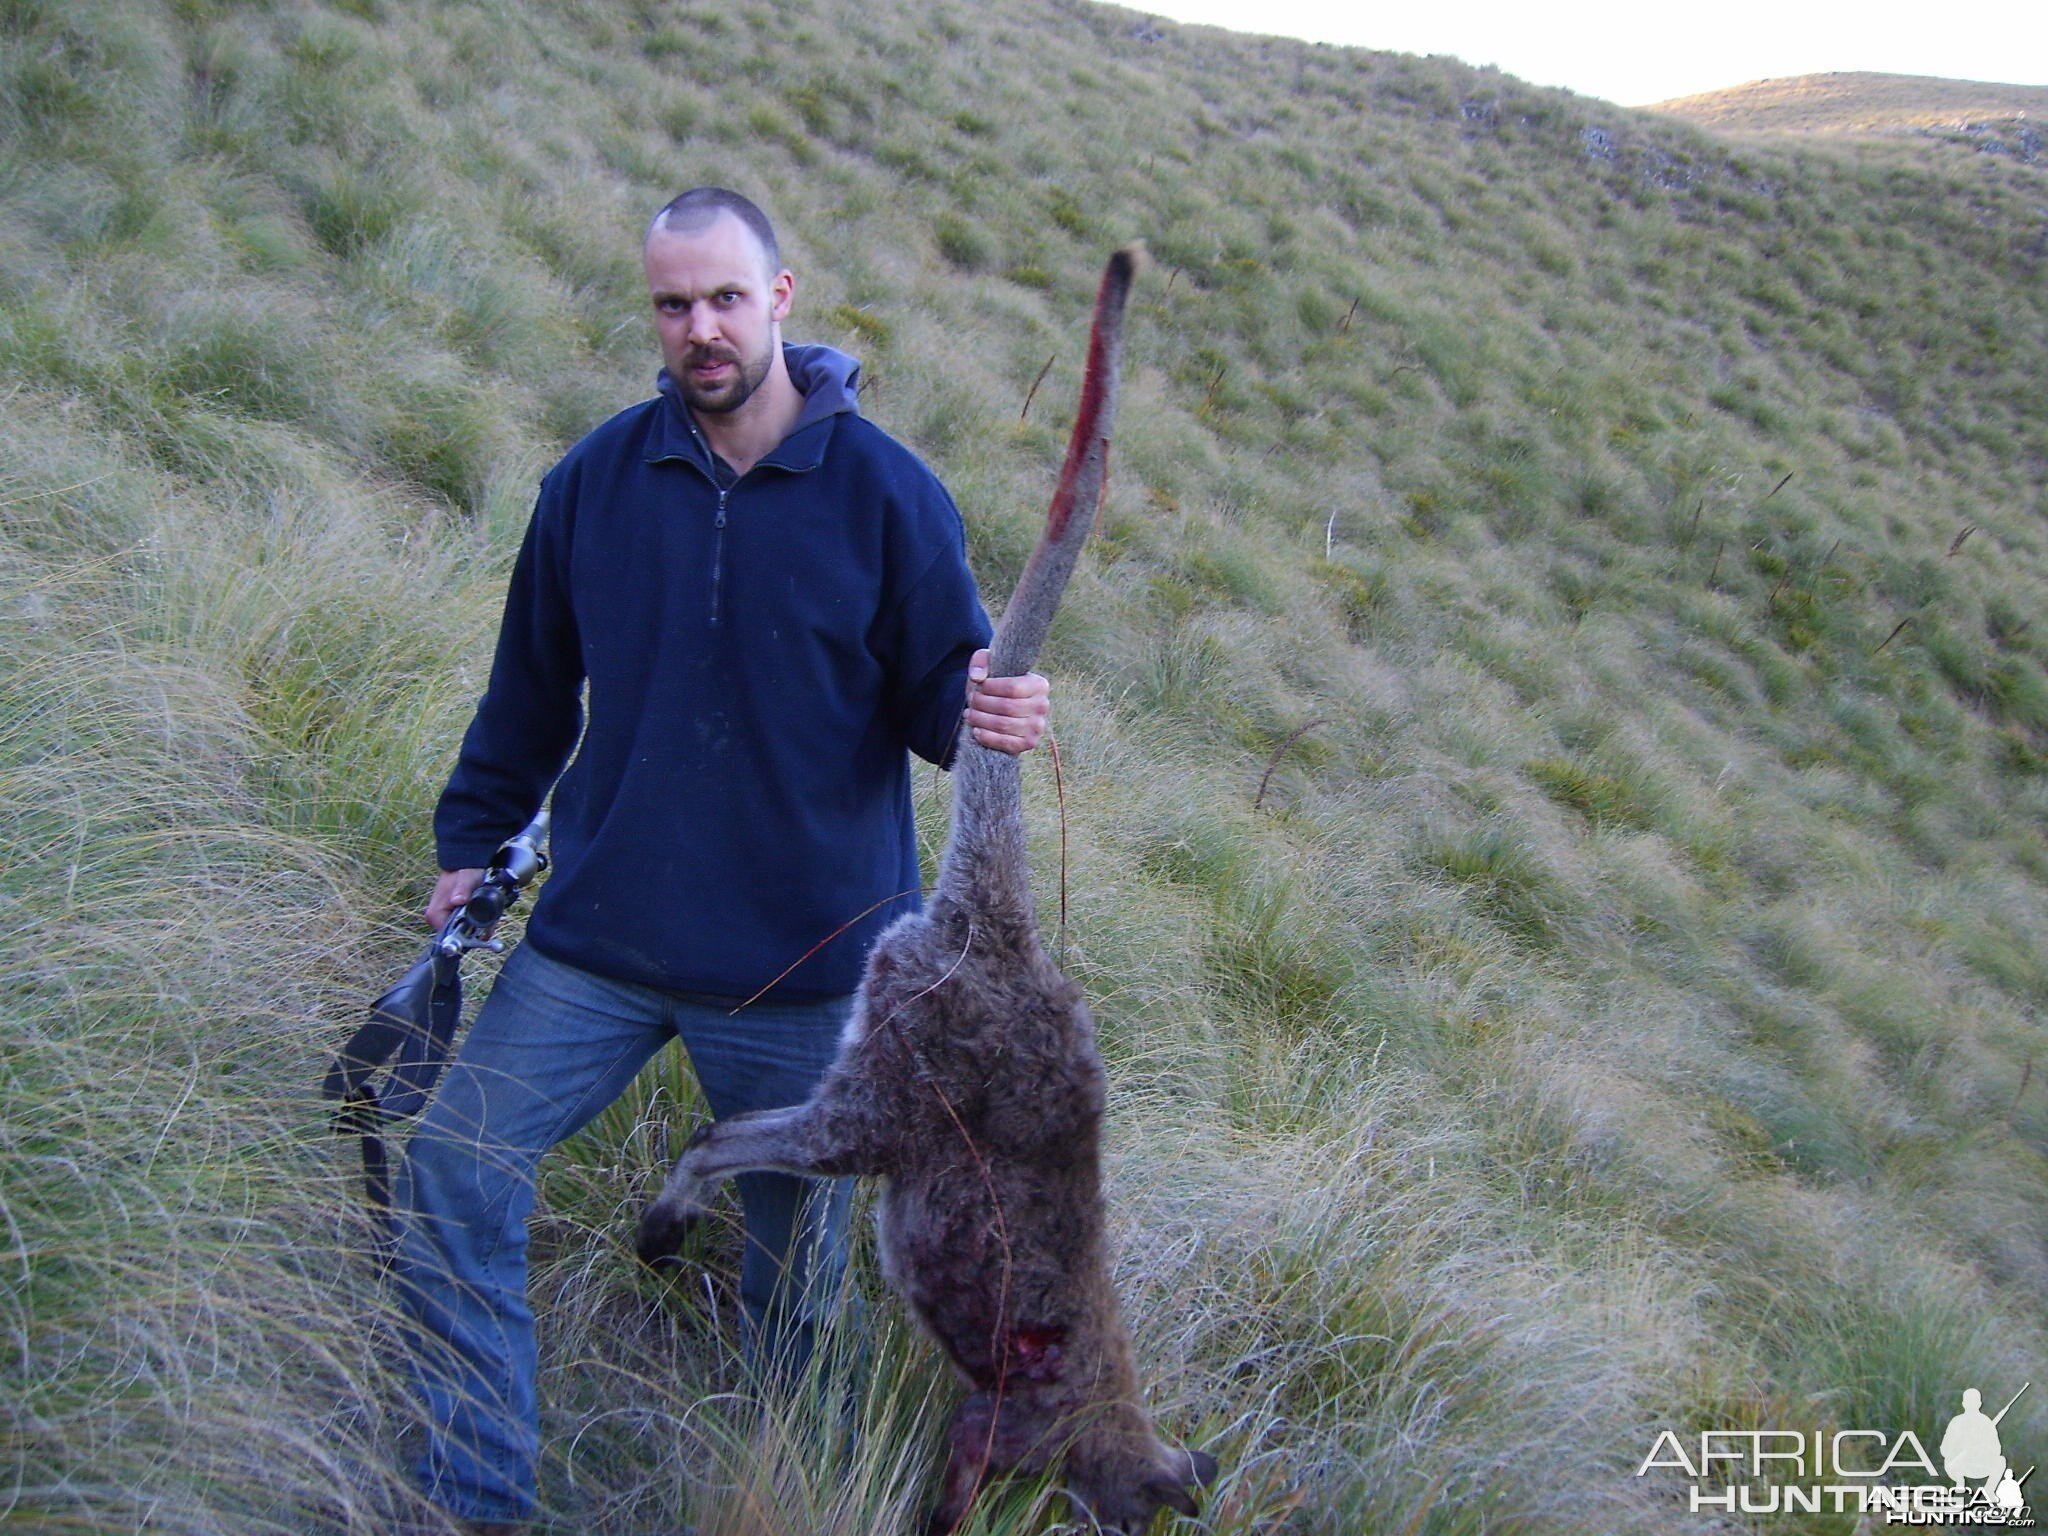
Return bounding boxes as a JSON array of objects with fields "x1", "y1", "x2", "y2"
[{"x1": 426, "y1": 868, "x2": 486, "y2": 929}]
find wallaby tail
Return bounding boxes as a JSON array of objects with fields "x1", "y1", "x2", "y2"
[
  {"x1": 983, "y1": 244, "x2": 1143, "y2": 681},
  {"x1": 933, "y1": 247, "x2": 1142, "y2": 923}
]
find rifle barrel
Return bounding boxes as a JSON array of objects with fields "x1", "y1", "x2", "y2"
[{"x1": 1992, "y1": 1381, "x2": 2029, "y2": 1426}]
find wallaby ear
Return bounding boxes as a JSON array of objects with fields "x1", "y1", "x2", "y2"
[
  {"x1": 1185, "y1": 1447, "x2": 1219, "y2": 1486},
  {"x1": 1141, "y1": 1474, "x2": 1201, "y2": 1517}
]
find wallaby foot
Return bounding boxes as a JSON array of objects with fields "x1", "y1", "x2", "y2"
[
  {"x1": 634, "y1": 1196, "x2": 707, "y2": 1266},
  {"x1": 637, "y1": 1103, "x2": 885, "y2": 1267},
  {"x1": 636, "y1": 1121, "x2": 716, "y2": 1266}
]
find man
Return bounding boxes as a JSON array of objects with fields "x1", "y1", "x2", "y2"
[
  {"x1": 1939, "y1": 1387, "x2": 2007, "y2": 1493},
  {"x1": 394, "y1": 187, "x2": 1049, "y2": 1535}
]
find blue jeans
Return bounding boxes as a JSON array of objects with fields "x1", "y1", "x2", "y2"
[{"x1": 390, "y1": 941, "x2": 854, "y2": 1524}]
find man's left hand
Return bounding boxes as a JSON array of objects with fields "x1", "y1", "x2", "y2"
[{"x1": 964, "y1": 648, "x2": 1050, "y2": 754}]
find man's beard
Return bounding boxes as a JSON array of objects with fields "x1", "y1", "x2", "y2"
[{"x1": 674, "y1": 338, "x2": 772, "y2": 414}]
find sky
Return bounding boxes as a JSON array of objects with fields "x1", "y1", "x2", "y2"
[{"x1": 1131, "y1": 0, "x2": 2048, "y2": 107}]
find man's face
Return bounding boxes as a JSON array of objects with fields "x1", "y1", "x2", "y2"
[{"x1": 644, "y1": 212, "x2": 794, "y2": 414}]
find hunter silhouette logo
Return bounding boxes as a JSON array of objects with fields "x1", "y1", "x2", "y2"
[
  {"x1": 1945, "y1": 1387, "x2": 2021, "y2": 1487},
  {"x1": 1637, "y1": 1380, "x2": 2035, "y2": 1525}
]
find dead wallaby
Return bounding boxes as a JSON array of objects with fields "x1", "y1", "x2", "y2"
[{"x1": 637, "y1": 246, "x2": 1215, "y2": 1534}]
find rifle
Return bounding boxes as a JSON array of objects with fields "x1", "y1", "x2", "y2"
[{"x1": 323, "y1": 810, "x2": 550, "y2": 1258}]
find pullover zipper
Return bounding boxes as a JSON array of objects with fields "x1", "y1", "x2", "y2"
[
  {"x1": 709, "y1": 483, "x2": 728, "y2": 626},
  {"x1": 672, "y1": 405, "x2": 826, "y2": 627},
  {"x1": 683, "y1": 411, "x2": 733, "y2": 628}
]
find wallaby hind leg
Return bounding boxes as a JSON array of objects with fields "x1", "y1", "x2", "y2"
[{"x1": 637, "y1": 1100, "x2": 887, "y2": 1265}]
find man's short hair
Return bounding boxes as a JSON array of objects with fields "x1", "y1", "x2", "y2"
[{"x1": 647, "y1": 187, "x2": 781, "y2": 273}]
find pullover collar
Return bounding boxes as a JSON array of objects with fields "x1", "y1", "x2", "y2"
[{"x1": 651, "y1": 342, "x2": 863, "y2": 476}]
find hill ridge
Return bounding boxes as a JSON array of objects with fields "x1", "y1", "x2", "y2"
[{"x1": 1649, "y1": 68, "x2": 2048, "y2": 145}]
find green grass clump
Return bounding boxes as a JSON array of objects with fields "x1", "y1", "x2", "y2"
[
  {"x1": 1522, "y1": 755, "x2": 1662, "y2": 832},
  {"x1": 1415, "y1": 822, "x2": 1573, "y2": 948}
]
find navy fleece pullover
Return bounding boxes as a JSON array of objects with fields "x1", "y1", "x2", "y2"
[{"x1": 434, "y1": 344, "x2": 992, "y2": 998}]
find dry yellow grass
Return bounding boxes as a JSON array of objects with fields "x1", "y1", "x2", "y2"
[{"x1": 1648, "y1": 70, "x2": 2048, "y2": 134}]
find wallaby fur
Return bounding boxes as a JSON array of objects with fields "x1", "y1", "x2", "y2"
[{"x1": 636, "y1": 246, "x2": 1215, "y2": 1534}]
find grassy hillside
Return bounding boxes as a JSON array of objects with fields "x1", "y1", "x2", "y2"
[
  {"x1": 1650, "y1": 70, "x2": 2048, "y2": 150},
  {"x1": 3, "y1": 2, "x2": 2045, "y2": 1533}
]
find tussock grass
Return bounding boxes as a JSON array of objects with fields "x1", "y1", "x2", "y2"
[{"x1": 5, "y1": 0, "x2": 2046, "y2": 1532}]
